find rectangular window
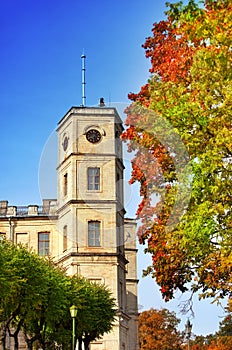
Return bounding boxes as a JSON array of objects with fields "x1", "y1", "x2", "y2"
[
  {"x1": 120, "y1": 281, "x2": 123, "y2": 310},
  {"x1": 63, "y1": 225, "x2": 67, "y2": 252},
  {"x1": 88, "y1": 221, "x2": 100, "y2": 247},
  {"x1": 63, "y1": 173, "x2": 68, "y2": 196},
  {"x1": 87, "y1": 167, "x2": 100, "y2": 190},
  {"x1": 38, "y1": 232, "x2": 50, "y2": 256}
]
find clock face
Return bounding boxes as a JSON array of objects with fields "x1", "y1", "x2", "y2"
[
  {"x1": 86, "y1": 129, "x2": 101, "y2": 143},
  {"x1": 63, "y1": 136, "x2": 69, "y2": 151}
]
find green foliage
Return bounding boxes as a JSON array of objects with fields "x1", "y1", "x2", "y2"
[
  {"x1": 70, "y1": 276, "x2": 116, "y2": 349},
  {"x1": 0, "y1": 239, "x2": 116, "y2": 349}
]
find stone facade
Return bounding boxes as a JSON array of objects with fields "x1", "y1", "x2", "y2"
[{"x1": 0, "y1": 106, "x2": 138, "y2": 350}]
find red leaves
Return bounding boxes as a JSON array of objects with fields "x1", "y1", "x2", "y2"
[
  {"x1": 142, "y1": 19, "x2": 197, "y2": 84},
  {"x1": 130, "y1": 162, "x2": 146, "y2": 183},
  {"x1": 147, "y1": 226, "x2": 190, "y2": 301},
  {"x1": 161, "y1": 286, "x2": 167, "y2": 294},
  {"x1": 136, "y1": 198, "x2": 146, "y2": 217},
  {"x1": 128, "y1": 84, "x2": 151, "y2": 106},
  {"x1": 121, "y1": 125, "x2": 136, "y2": 141}
]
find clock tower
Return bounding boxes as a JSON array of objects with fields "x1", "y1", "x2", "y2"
[{"x1": 56, "y1": 105, "x2": 137, "y2": 349}]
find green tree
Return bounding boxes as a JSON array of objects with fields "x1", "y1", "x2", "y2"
[
  {"x1": 122, "y1": 0, "x2": 232, "y2": 302},
  {"x1": 0, "y1": 239, "x2": 70, "y2": 350},
  {"x1": 71, "y1": 276, "x2": 116, "y2": 350},
  {"x1": 0, "y1": 239, "x2": 116, "y2": 350},
  {"x1": 21, "y1": 258, "x2": 72, "y2": 350},
  {"x1": 0, "y1": 239, "x2": 22, "y2": 349}
]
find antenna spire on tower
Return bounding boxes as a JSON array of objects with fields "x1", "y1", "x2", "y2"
[{"x1": 81, "y1": 52, "x2": 86, "y2": 107}]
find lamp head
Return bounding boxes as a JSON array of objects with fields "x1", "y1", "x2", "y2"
[{"x1": 70, "y1": 305, "x2": 78, "y2": 318}]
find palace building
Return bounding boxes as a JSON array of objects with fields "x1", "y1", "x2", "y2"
[{"x1": 0, "y1": 105, "x2": 139, "y2": 350}]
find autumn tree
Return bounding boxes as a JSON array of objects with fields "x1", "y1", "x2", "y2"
[
  {"x1": 181, "y1": 301, "x2": 232, "y2": 350},
  {"x1": 184, "y1": 336, "x2": 232, "y2": 350},
  {"x1": 189, "y1": 335, "x2": 208, "y2": 350},
  {"x1": 213, "y1": 302, "x2": 232, "y2": 350},
  {"x1": 218, "y1": 315, "x2": 232, "y2": 337},
  {"x1": 122, "y1": 0, "x2": 232, "y2": 303},
  {"x1": 139, "y1": 308, "x2": 184, "y2": 349}
]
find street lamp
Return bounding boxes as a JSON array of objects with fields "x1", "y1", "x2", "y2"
[
  {"x1": 185, "y1": 319, "x2": 192, "y2": 350},
  {"x1": 70, "y1": 305, "x2": 77, "y2": 350}
]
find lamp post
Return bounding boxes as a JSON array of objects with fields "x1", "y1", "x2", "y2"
[
  {"x1": 185, "y1": 319, "x2": 192, "y2": 350},
  {"x1": 70, "y1": 305, "x2": 77, "y2": 350}
]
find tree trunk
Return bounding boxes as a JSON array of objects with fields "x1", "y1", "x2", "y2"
[
  {"x1": 8, "y1": 318, "x2": 23, "y2": 350},
  {"x1": 24, "y1": 332, "x2": 40, "y2": 350},
  {"x1": 13, "y1": 333, "x2": 19, "y2": 350},
  {"x1": 0, "y1": 317, "x2": 13, "y2": 350},
  {"x1": 0, "y1": 326, "x2": 7, "y2": 350},
  {"x1": 83, "y1": 339, "x2": 90, "y2": 350},
  {"x1": 77, "y1": 336, "x2": 83, "y2": 350},
  {"x1": 25, "y1": 338, "x2": 33, "y2": 350}
]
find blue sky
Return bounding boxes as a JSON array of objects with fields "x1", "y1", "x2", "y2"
[{"x1": 0, "y1": 0, "x2": 226, "y2": 337}]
